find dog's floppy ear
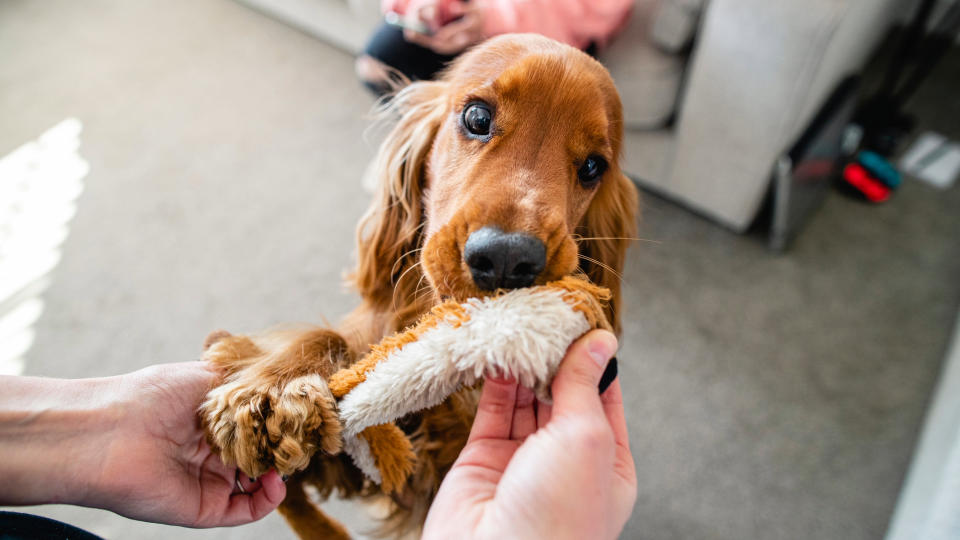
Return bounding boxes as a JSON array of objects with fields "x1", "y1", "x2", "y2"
[
  {"x1": 351, "y1": 81, "x2": 447, "y2": 325},
  {"x1": 578, "y1": 170, "x2": 639, "y2": 335}
]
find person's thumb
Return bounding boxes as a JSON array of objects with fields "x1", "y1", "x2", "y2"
[{"x1": 551, "y1": 330, "x2": 618, "y2": 417}]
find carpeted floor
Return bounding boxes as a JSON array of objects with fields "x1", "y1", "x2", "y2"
[{"x1": 1, "y1": 1, "x2": 958, "y2": 539}]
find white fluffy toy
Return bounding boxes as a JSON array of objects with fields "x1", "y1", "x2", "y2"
[{"x1": 325, "y1": 275, "x2": 615, "y2": 487}]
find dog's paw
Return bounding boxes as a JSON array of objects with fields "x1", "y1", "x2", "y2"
[
  {"x1": 202, "y1": 329, "x2": 234, "y2": 351},
  {"x1": 201, "y1": 374, "x2": 342, "y2": 477}
]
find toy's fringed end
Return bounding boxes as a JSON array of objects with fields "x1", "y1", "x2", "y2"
[
  {"x1": 547, "y1": 274, "x2": 613, "y2": 332},
  {"x1": 362, "y1": 424, "x2": 415, "y2": 493}
]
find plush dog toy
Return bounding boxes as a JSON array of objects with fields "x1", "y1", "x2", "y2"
[
  {"x1": 202, "y1": 275, "x2": 615, "y2": 492},
  {"x1": 326, "y1": 275, "x2": 614, "y2": 488}
]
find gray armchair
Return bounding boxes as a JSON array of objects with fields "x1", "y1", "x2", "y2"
[{"x1": 603, "y1": 0, "x2": 911, "y2": 231}]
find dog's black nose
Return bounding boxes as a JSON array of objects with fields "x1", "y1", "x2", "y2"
[{"x1": 464, "y1": 227, "x2": 546, "y2": 290}]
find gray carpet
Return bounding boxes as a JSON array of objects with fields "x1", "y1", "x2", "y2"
[{"x1": 1, "y1": 1, "x2": 958, "y2": 539}]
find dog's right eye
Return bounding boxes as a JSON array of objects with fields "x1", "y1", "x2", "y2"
[
  {"x1": 462, "y1": 103, "x2": 493, "y2": 137},
  {"x1": 577, "y1": 155, "x2": 608, "y2": 187}
]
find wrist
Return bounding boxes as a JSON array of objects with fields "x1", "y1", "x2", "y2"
[{"x1": 0, "y1": 375, "x2": 125, "y2": 507}]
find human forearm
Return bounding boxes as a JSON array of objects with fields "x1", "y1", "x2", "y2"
[
  {"x1": 0, "y1": 375, "x2": 123, "y2": 507},
  {"x1": 1, "y1": 363, "x2": 285, "y2": 527}
]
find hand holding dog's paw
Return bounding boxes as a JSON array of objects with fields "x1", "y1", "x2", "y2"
[{"x1": 201, "y1": 373, "x2": 342, "y2": 478}]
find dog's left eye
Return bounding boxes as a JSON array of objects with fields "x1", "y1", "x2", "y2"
[
  {"x1": 462, "y1": 103, "x2": 493, "y2": 137},
  {"x1": 577, "y1": 155, "x2": 608, "y2": 186}
]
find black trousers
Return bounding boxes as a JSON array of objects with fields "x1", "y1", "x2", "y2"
[
  {"x1": 360, "y1": 22, "x2": 598, "y2": 95},
  {"x1": 363, "y1": 22, "x2": 457, "y2": 87},
  {"x1": 0, "y1": 511, "x2": 102, "y2": 540}
]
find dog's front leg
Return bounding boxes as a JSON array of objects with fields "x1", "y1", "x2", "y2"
[{"x1": 199, "y1": 328, "x2": 352, "y2": 478}]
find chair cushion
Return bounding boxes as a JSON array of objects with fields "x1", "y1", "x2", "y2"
[
  {"x1": 650, "y1": 0, "x2": 706, "y2": 52},
  {"x1": 600, "y1": 0, "x2": 688, "y2": 129}
]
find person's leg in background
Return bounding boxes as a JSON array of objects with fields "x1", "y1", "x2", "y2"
[{"x1": 355, "y1": 23, "x2": 457, "y2": 96}]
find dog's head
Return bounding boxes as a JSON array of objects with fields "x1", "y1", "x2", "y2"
[{"x1": 353, "y1": 34, "x2": 638, "y2": 333}]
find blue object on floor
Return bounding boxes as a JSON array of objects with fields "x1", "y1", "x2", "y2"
[{"x1": 857, "y1": 150, "x2": 902, "y2": 188}]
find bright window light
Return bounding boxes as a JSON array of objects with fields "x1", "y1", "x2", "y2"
[{"x1": 0, "y1": 118, "x2": 87, "y2": 375}]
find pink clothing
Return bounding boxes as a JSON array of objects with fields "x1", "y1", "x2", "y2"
[{"x1": 383, "y1": 0, "x2": 633, "y2": 50}]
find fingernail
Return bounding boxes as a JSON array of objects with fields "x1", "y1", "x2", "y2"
[
  {"x1": 598, "y1": 357, "x2": 618, "y2": 394},
  {"x1": 587, "y1": 332, "x2": 617, "y2": 366}
]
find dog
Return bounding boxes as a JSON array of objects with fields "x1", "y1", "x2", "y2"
[{"x1": 200, "y1": 33, "x2": 638, "y2": 539}]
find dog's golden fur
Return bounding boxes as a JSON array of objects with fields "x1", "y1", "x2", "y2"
[{"x1": 200, "y1": 34, "x2": 638, "y2": 538}]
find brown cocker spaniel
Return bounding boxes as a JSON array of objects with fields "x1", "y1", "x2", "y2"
[{"x1": 200, "y1": 33, "x2": 638, "y2": 539}]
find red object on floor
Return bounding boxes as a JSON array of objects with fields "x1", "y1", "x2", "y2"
[{"x1": 843, "y1": 163, "x2": 891, "y2": 202}]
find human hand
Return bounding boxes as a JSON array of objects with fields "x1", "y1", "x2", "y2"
[
  {"x1": 396, "y1": 0, "x2": 442, "y2": 33},
  {"x1": 403, "y1": 1, "x2": 487, "y2": 55},
  {"x1": 82, "y1": 362, "x2": 286, "y2": 527},
  {"x1": 422, "y1": 330, "x2": 637, "y2": 539},
  {"x1": 0, "y1": 362, "x2": 285, "y2": 526}
]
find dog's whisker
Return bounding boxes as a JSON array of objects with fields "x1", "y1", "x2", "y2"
[
  {"x1": 415, "y1": 279, "x2": 438, "y2": 305},
  {"x1": 412, "y1": 285, "x2": 434, "y2": 307},
  {"x1": 578, "y1": 254, "x2": 624, "y2": 281},
  {"x1": 390, "y1": 246, "x2": 425, "y2": 277},
  {"x1": 391, "y1": 260, "x2": 424, "y2": 313},
  {"x1": 412, "y1": 273, "x2": 431, "y2": 302},
  {"x1": 392, "y1": 260, "x2": 421, "y2": 294},
  {"x1": 573, "y1": 235, "x2": 660, "y2": 244}
]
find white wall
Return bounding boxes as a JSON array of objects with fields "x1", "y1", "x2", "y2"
[{"x1": 886, "y1": 311, "x2": 960, "y2": 540}]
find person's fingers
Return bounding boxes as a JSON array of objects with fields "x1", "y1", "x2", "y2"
[
  {"x1": 600, "y1": 378, "x2": 636, "y2": 484},
  {"x1": 450, "y1": 30, "x2": 475, "y2": 52},
  {"x1": 404, "y1": 28, "x2": 433, "y2": 47},
  {"x1": 600, "y1": 378, "x2": 630, "y2": 451},
  {"x1": 551, "y1": 330, "x2": 618, "y2": 418},
  {"x1": 420, "y1": 30, "x2": 458, "y2": 54},
  {"x1": 235, "y1": 472, "x2": 259, "y2": 494},
  {"x1": 451, "y1": 438, "x2": 518, "y2": 477},
  {"x1": 428, "y1": 12, "x2": 483, "y2": 53},
  {"x1": 510, "y1": 385, "x2": 537, "y2": 441},
  {"x1": 413, "y1": 2, "x2": 438, "y2": 27},
  {"x1": 535, "y1": 399, "x2": 552, "y2": 429},
  {"x1": 254, "y1": 470, "x2": 286, "y2": 511},
  {"x1": 407, "y1": 30, "x2": 458, "y2": 55},
  {"x1": 433, "y1": 16, "x2": 478, "y2": 44},
  {"x1": 221, "y1": 470, "x2": 286, "y2": 526},
  {"x1": 431, "y1": 16, "x2": 468, "y2": 40},
  {"x1": 445, "y1": 0, "x2": 469, "y2": 18},
  {"x1": 467, "y1": 377, "x2": 518, "y2": 442}
]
